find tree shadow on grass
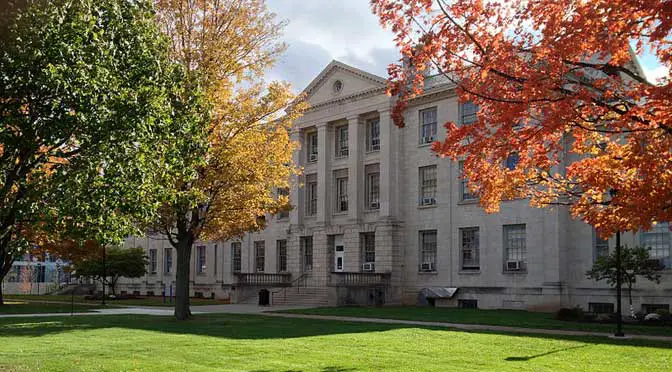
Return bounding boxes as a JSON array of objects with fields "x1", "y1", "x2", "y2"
[
  {"x1": 0, "y1": 313, "x2": 670, "y2": 350},
  {"x1": 505, "y1": 345, "x2": 590, "y2": 361},
  {"x1": 249, "y1": 368, "x2": 357, "y2": 372}
]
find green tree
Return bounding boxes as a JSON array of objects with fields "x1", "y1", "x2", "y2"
[
  {"x1": 73, "y1": 247, "x2": 148, "y2": 296},
  {"x1": 586, "y1": 246, "x2": 663, "y2": 315},
  {"x1": 0, "y1": 0, "x2": 189, "y2": 304}
]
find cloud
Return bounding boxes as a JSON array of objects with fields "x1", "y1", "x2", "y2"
[
  {"x1": 643, "y1": 65, "x2": 670, "y2": 85},
  {"x1": 338, "y1": 47, "x2": 400, "y2": 78},
  {"x1": 267, "y1": 40, "x2": 333, "y2": 92}
]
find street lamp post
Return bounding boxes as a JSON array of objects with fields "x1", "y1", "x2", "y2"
[{"x1": 101, "y1": 246, "x2": 106, "y2": 306}]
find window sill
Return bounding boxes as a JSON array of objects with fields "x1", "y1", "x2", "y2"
[
  {"x1": 418, "y1": 271, "x2": 438, "y2": 275},
  {"x1": 418, "y1": 204, "x2": 437, "y2": 209},
  {"x1": 334, "y1": 155, "x2": 349, "y2": 160},
  {"x1": 457, "y1": 199, "x2": 479, "y2": 205},
  {"x1": 365, "y1": 149, "x2": 380, "y2": 154},
  {"x1": 364, "y1": 208, "x2": 379, "y2": 213},
  {"x1": 332, "y1": 212, "x2": 348, "y2": 216},
  {"x1": 418, "y1": 142, "x2": 433, "y2": 148},
  {"x1": 502, "y1": 270, "x2": 528, "y2": 275},
  {"x1": 459, "y1": 269, "x2": 481, "y2": 275}
]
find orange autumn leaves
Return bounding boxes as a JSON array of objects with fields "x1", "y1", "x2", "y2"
[{"x1": 372, "y1": 0, "x2": 672, "y2": 236}]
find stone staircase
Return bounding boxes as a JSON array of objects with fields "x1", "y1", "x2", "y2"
[{"x1": 271, "y1": 286, "x2": 330, "y2": 307}]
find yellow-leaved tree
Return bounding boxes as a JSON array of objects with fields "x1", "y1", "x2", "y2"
[{"x1": 155, "y1": 0, "x2": 306, "y2": 320}]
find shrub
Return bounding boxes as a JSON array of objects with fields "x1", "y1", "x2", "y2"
[
  {"x1": 655, "y1": 308, "x2": 671, "y2": 320},
  {"x1": 555, "y1": 307, "x2": 584, "y2": 321}
]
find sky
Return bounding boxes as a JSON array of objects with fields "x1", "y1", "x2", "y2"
[{"x1": 266, "y1": 0, "x2": 669, "y2": 92}]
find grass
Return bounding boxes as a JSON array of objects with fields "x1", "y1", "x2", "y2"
[
  {"x1": 4, "y1": 294, "x2": 222, "y2": 307},
  {"x1": 0, "y1": 313, "x2": 670, "y2": 371},
  {"x1": 0, "y1": 300, "x2": 99, "y2": 314},
  {"x1": 280, "y1": 306, "x2": 672, "y2": 336}
]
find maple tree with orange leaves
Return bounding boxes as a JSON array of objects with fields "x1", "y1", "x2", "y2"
[{"x1": 372, "y1": 0, "x2": 671, "y2": 237}]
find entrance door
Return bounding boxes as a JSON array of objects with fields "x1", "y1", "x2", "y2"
[{"x1": 334, "y1": 245, "x2": 345, "y2": 272}]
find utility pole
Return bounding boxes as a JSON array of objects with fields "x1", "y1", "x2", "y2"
[
  {"x1": 101, "y1": 246, "x2": 106, "y2": 306},
  {"x1": 610, "y1": 188, "x2": 624, "y2": 337}
]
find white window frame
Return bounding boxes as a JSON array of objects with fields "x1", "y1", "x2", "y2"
[
  {"x1": 366, "y1": 118, "x2": 380, "y2": 152},
  {"x1": 301, "y1": 236, "x2": 313, "y2": 272},
  {"x1": 460, "y1": 227, "x2": 480, "y2": 270},
  {"x1": 460, "y1": 101, "x2": 479, "y2": 125},
  {"x1": 503, "y1": 224, "x2": 526, "y2": 271},
  {"x1": 419, "y1": 107, "x2": 437, "y2": 144},
  {"x1": 149, "y1": 249, "x2": 157, "y2": 274},
  {"x1": 362, "y1": 233, "x2": 376, "y2": 266},
  {"x1": 365, "y1": 164, "x2": 380, "y2": 210},
  {"x1": 335, "y1": 125, "x2": 349, "y2": 158},
  {"x1": 305, "y1": 174, "x2": 318, "y2": 216},
  {"x1": 196, "y1": 245, "x2": 206, "y2": 274},
  {"x1": 277, "y1": 239, "x2": 288, "y2": 272},
  {"x1": 419, "y1": 230, "x2": 437, "y2": 272},
  {"x1": 254, "y1": 241, "x2": 265, "y2": 273},
  {"x1": 641, "y1": 222, "x2": 671, "y2": 269},
  {"x1": 231, "y1": 242, "x2": 241, "y2": 273},
  {"x1": 593, "y1": 228, "x2": 609, "y2": 261},
  {"x1": 459, "y1": 161, "x2": 477, "y2": 201},
  {"x1": 419, "y1": 165, "x2": 437, "y2": 206},
  {"x1": 306, "y1": 131, "x2": 318, "y2": 163},
  {"x1": 335, "y1": 172, "x2": 348, "y2": 213},
  {"x1": 164, "y1": 248, "x2": 172, "y2": 274}
]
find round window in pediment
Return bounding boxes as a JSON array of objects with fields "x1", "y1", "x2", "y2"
[{"x1": 333, "y1": 79, "x2": 343, "y2": 93}]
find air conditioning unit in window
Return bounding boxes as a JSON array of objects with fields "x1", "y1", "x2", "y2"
[
  {"x1": 422, "y1": 197, "x2": 436, "y2": 206},
  {"x1": 371, "y1": 143, "x2": 380, "y2": 151},
  {"x1": 309, "y1": 153, "x2": 317, "y2": 162},
  {"x1": 420, "y1": 263, "x2": 435, "y2": 272},
  {"x1": 369, "y1": 201, "x2": 380, "y2": 209},
  {"x1": 422, "y1": 136, "x2": 435, "y2": 144},
  {"x1": 362, "y1": 263, "x2": 375, "y2": 272},
  {"x1": 338, "y1": 149, "x2": 349, "y2": 157},
  {"x1": 506, "y1": 260, "x2": 522, "y2": 271}
]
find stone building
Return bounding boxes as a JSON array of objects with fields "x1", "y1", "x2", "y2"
[{"x1": 117, "y1": 60, "x2": 671, "y2": 313}]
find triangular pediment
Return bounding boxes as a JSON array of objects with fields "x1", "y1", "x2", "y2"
[{"x1": 301, "y1": 60, "x2": 387, "y2": 106}]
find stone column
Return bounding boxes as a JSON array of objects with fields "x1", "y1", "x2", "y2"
[
  {"x1": 347, "y1": 115, "x2": 361, "y2": 222},
  {"x1": 289, "y1": 129, "x2": 301, "y2": 227},
  {"x1": 316, "y1": 123, "x2": 329, "y2": 225},
  {"x1": 379, "y1": 109, "x2": 396, "y2": 219}
]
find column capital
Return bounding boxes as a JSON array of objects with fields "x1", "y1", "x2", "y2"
[
  {"x1": 346, "y1": 114, "x2": 360, "y2": 122},
  {"x1": 316, "y1": 122, "x2": 328, "y2": 129}
]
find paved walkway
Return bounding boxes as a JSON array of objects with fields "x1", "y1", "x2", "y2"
[{"x1": 2, "y1": 305, "x2": 671, "y2": 342}]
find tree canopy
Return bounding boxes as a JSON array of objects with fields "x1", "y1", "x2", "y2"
[
  {"x1": 154, "y1": 0, "x2": 306, "y2": 320},
  {"x1": 72, "y1": 247, "x2": 148, "y2": 296},
  {"x1": 0, "y1": 0, "x2": 186, "y2": 302},
  {"x1": 372, "y1": 0, "x2": 671, "y2": 236}
]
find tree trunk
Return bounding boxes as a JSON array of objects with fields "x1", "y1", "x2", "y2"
[
  {"x1": 174, "y1": 233, "x2": 194, "y2": 320},
  {"x1": 0, "y1": 249, "x2": 16, "y2": 306},
  {"x1": 0, "y1": 280, "x2": 3, "y2": 306}
]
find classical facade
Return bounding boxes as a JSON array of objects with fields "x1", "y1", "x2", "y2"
[{"x1": 117, "y1": 61, "x2": 671, "y2": 312}]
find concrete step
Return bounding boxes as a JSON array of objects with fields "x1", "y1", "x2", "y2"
[{"x1": 271, "y1": 286, "x2": 329, "y2": 307}]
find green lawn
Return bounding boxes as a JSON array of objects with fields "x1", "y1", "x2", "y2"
[
  {"x1": 280, "y1": 306, "x2": 672, "y2": 336},
  {"x1": 0, "y1": 300, "x2": 99, "y2": 314},
  {"x1": 5, "y1": 294, "x2": 222, "y2": 307},
  {"x1": 0, "y1": 314, "x2": 670, "y2": 371}
]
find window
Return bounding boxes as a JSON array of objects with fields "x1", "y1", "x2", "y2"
[
  {"x1": 420, "y1": 107, "x2": 437, "y2": 144},
  {"x1": 642, "y1": 303, "x2": 670, "y2": 314},
  {"x1": 459, "y1": 161, "x2": 477, "y2": 201},
  {"x1": 335, "y1": 125, "x2": 349, "y2": 157},
  {"x1": 335, "y1": 170, "x2": 348, "y2": 213},
  {"x1": 504, "y1": 224, "x2": 526, "y2": 271},
  {"x1": 589, "y1": 302, "x2": 614, "y2": 314},
  {"x1": 594, "y1": 228, "x2": 609, "y2": 260},
  {"x1": 458, "y1": 299, "x2": 478, "y2": 309},
  {"x1": 149, "y1": 249, "x2": 157, "y2": 274},
  {"x1": 460, "y1": 227, "x2": 480, "y2": 270},
  {"x1": 211, "y1": 245, "x2": 216, "y2": 277},
  {"x1": 164, "y1": 248, "x2": 173, "y2": 274},
  {"x1": 461, "y1": 101, "x2": 479, "y2": 125},
  {"x1": 231, "y1": 242, "x2": 241, "y2": 273},
  {"x1": 301, "y1": 236, "x2": 313, "y2": 272},
  {"x1": 366, "y1": 118, "x2": 380, "y2": 152},
  {"x1": 277, "y1": 239, "x2": 287, "y2": 272},
  {"x1": 505, "y1": 152, "x2": 520, "y2": 170},
  {"x1": 419, "y1": 230, "x2": 437, "y2": 272},
  {"x1": 305, "y1": 173, "x2": 317, "y2": 216},
  {"x1": 196, "y1": 245, "x2": 206, "y2": 274},
  {"x1": 362, "y1": 233, "x2": 375, "y2": 268},
  {"x1": 641, "y1": 222, "x2": 671, "y2": 269},
  {"x1": 277, "y1": 187, "x2": 289, "y2": 219},
  {"x1": 306, "y1": 131, "x2": 318, "y2": 162},
  {"x1": 419, "y1": 165, "x2": 437, "y2": 206},
  {"x1": 254, "y1": 241, "x2": 265, "y2": 272},
  {"x1": 365, "y1": 164, "x2": 380, "y2": 210}
]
